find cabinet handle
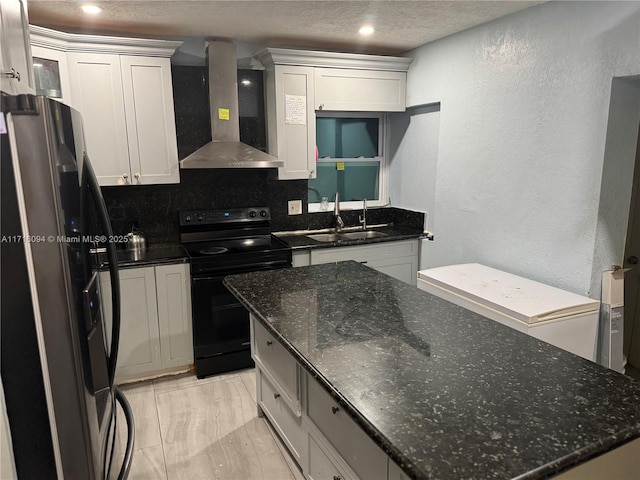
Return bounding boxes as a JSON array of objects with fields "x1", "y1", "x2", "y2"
[
  {"x1": 333, "y1": 476, "x2": 342, "y2": 480},
  {"x1": 2, "y1": 68, "x2": 21, "y2": 81},
  {"x1": 266, "y1": 340, "x2": 273, "y2": 346},
  {"x1": 331, "y1": 406, "x2": 340, "y2": 415},
  {"x1": 318, "y1": 104, "x2": 324, "y2": 110},
  {"x1": 134, "y1": 172, "x2": 141, "y2": 180},
  {"x1": 122, "y1": 173, "x2": 129, "y2": 179},
  {"x1": 273, "y1": 393, "x2": 280, "y2": 400}
]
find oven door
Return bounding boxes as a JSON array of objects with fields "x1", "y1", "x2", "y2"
[{"x1": 192, "y1": 273, "x2": 252, "y2": 359}]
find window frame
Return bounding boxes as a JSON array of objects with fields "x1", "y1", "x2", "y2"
[{"x1": 309, "y1": 111, "x2": 388, "y2": 213}]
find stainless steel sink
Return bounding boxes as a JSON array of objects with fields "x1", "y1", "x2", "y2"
[
  {"x1": 340, "y1": 231, "x2": 387, "y2": 240},
  {"x1": 307, "y1": 233, "x2": 345, "y2": 242},
  {"x1": 307, "y1": 231, "x2": 388, "y2": 242}
]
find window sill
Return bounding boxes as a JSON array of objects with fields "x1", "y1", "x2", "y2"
[{"x1": 308, "y1": 200, "x2": 389, "y2": 213}]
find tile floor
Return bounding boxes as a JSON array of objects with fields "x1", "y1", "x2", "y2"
[{"x1": 117, "y1": 368, "x2": 305, "y2": 480}]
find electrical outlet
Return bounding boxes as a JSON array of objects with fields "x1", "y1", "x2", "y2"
[{"x1": 288, "y1": 200, "x2": 303, "y2": 215}]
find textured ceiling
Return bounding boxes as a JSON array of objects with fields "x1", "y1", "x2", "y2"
[{"x1": 28, "y1": 1, "x2": 544, "y2": 55}]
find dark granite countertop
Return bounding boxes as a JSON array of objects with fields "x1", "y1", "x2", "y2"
[
  {"x1": 276, "y1": 225, "x2": 425, "y2": 250},
  {"x1": 224, "y1": 261, "x2": 640, "y2": 480},
  {"x1": 99, "y1": 243, "x2": 188, "y2": 269}
]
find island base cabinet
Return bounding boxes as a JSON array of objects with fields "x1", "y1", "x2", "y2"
[
  {"x1": 257, "y1": 369, "x2": 305, "y2": 466},
  {"x1": 306, "y1": 374, "x2": 388, "y2": 480},
  {"x1": 253, "y1": 318, "x2": 300, "y2": 415},
  {"x1": 250, "y1": 315, "x2": 405, "y2": 480},
  {"x1": 307, "y1": 433, "x2": 353, "y2": 480},
  {"x1": 552, "y1": 437, "x2": 640, "y2": 479},
  {"x1": 388, "y1": 461, "x2": 412, "y2": 480}
]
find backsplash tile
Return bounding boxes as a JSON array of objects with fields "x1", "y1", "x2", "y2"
[
  {"x1": 102, "y1": 169, "x2": 308, "y2": 243},
  {"x1": 102, "y1": 171, "x2": 423, "y2": 245}
]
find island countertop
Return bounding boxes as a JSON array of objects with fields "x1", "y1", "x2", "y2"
[{"x1": 223, "y1": 261, "x2": 640, "y2": 480}]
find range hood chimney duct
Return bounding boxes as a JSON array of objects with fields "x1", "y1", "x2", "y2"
[{"x1": 179, "y1": 41, "x2": 283, "y2": 169}]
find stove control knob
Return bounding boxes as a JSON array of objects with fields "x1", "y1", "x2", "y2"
[
  {"x1": 260, "y1": 210, "x2": 268, "y2": 218},
  {"x1": 196, "y1": 214, "x2": 204, "y2": 222},
  {"x1": 184, "y1": 214, "x2": 192, "y2": 223},
  {"x1": 249, "y1": 210, "x2": 257, "y2": 218}
]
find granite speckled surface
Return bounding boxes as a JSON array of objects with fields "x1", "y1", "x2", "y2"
[
  {"x1": 277, "y1": 224, "x2": 424, "y2": 250},
  {"x1": 224, "y1": 261, "x2": 640, "y2": 480}
]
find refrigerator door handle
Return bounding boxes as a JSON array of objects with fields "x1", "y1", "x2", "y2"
[{"x1": 82, "y1": 155, "x2": 121, "y2": 386}]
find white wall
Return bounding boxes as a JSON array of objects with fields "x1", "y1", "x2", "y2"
[{"x1": 396, "y1": 1, "x2": 640, "y2": 295}]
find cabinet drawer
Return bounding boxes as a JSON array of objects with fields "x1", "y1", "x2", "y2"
[
  {"x1": 307, "y1": 375, "x2": 387, "y2": 480},
  {"x1": 308, "y1": 434, "x2": 351, "y2": 480},
  {"x1": 258, "y1": 370, "x2": 304, "y2": 465},
  {"x1": 310, "y1": 239, "x2": 418, "y2": 265},
  {"x1": 253, "y1": 320, "x2": 300, "y2": 414}
]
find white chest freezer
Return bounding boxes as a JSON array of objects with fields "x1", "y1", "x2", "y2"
[{"x1": 417, "y1": 263, "x2": 600, "y2": 361}]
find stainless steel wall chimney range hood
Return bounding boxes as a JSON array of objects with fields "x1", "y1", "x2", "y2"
[{"x1": 179, "y1": 41, "x2": 283, "y2": 169}]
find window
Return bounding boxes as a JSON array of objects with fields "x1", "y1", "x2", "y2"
[{"x1": 308, "y1": 113, "x2": 386, "y2": 212}]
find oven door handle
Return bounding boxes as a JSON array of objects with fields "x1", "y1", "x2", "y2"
[
  {"x1": 192, "y1": 275, "x2": 226, "y2": 283},
  {"x1": 191, "y1": 262, "x2": 291, "y2": 282}
]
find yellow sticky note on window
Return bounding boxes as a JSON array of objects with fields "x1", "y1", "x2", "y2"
[
  {"x1": 336, "y1": 162, "x2": 345, "y2": 171},
  {"x1": 218, "y1": 108, "x2": 230, "y2": 120}
]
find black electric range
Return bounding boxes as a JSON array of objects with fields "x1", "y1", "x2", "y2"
[{"x1": 180, "y1": 207, "x2": 292, "y2": 378}]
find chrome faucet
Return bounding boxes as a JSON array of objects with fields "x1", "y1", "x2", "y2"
[
  {"x1": 359, "y1": 198, "x2": 367, "y2": 230},
  {"x1": 334, "y1": 192, "x2": 345, "y2": 232}
]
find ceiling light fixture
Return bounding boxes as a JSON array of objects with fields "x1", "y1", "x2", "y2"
[
  {"x1": 81, "y1": 5, "x2": 103, "y2": 15},
  {"x1": 359, "y1": 25, "x2": 375, "y2": 36}
]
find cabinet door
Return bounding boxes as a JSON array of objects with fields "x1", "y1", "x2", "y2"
[
  {"x1": 120, "y1": 56, "x2": 179, "y2": 185},
  {"x1": 30, "y1": 45, "x2": 72, "y2": 105},
  {"x1": 265, "y1": 65, "x2": 316, "y2": 180},
  {"x1": 67, "y1": 52, "x2": 131, "y2": 186},
  {"x1": 314, "y1": 68, "x2": 406, "y2": 112},
  {"x1": 155, "y1": 263, "x2": 193, "y2": 368},
  {"x1": 367, "y1": 255, "x2": 419, "y2": 285},
  {"x1": 0, "y1": 0, "x2": 34, "y2": 95},
  {"x1": 100, "y1": 267, "x2": 162, "y2": 380}
]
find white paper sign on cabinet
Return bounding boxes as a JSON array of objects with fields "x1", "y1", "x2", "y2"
[{"x1": 285, "y1": 94, "x2": 306, "y2": 125}]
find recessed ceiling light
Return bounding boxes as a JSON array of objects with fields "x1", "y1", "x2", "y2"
[
  {"x1": 81, "y1": 5, "x2": 103, "y2": 15},
  {"x1": 359, "y1": 25, "x2": 375, "y2": 36}
]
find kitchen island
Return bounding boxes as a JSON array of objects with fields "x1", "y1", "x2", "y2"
[{"x1": 224, "y1": 261, "x2": 640, "y2": 479}]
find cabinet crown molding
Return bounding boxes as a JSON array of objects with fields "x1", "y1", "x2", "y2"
[
  {"x1": 254, "y1": 47, "x2": 412, "y2": 72},
  {"x1": 29, "y1": 25, "x2": 182, "y2": 57}
]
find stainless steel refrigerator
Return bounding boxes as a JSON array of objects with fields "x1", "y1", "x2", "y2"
[{"x1": 1, "y1": 93, "x2": 135, "y2": 479}]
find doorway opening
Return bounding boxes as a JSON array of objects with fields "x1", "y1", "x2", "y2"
[{"x1": 623, "y1": 117, "x2": 640, "y2": 380}]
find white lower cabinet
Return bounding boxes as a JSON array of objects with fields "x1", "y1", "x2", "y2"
[
  {"x1": 293, "y1": 239, "x2": 420, "y2": 285},
  {"x1": 306, "y1": 374, "x2": 387, "y2": 480},
  {"x1": 307, "y1": 433, "x2": 353, "y2": 480},
  {"x1": 257, "y1": 369, "x2": 305, "y2": 465},
  {"x1": 100, "y1": 263, "x2": 193, "y2": 382},
  {"x1": 251, "y1": 314, "x2": 398, "y2": 480}
]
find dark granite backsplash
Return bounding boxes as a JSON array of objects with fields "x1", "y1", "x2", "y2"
[
  {"x1": 101, "y1": 169, "x2": 423, "y2": 244},
  {"x1": 102, "y1": 169, "x2": 308, "y2": 243}
]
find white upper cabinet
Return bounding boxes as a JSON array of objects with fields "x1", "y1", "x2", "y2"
[
  {"x1": 120, "y1": 55, "x2": 179, "y2": 185},
  {"x1": 263, "y1": 64, "x2": 317, "y2": 180},
  {"x1": 255, "y1": 48, "x2": 411, "y2": 180},
  {"x1": 29, "y1": 26, "x2": 182, "y2": 186},
  {"x1": 314, "y1": 68, "x2": 406, "y2": 112},
  {"x1": 0, "y1": 0, "x2": 35, "y2": 95},
  {"x1": 67, "y1": 52, "x2": 131, "y2": 183}
]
